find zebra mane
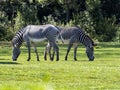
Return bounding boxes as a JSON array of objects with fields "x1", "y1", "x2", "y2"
[
  {"x1": 75, "y1": 26, "x2": 87, "y2": 33},
  {"x1": 55, "y1": 26, "x2": 63, "y2": 32},
  {"x1": 11, "y1": 28, "x2": 25, "y2": 47},
  {"x1": 75, "y1": 26, "x2": 96, "y2": 46},
  {"x1": 85, "y1": 34, "x2": 97, "y2": 46},
  {"x1": 75, "y1": 26, "x2": 81, "y2": 29}
]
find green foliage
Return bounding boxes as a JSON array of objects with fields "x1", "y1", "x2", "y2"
[
  {"x1": 0, "y1": 0, "x2": 120, "y2": 41},
  {"x1": 0, "y1": 11, "x2": 8, "y2": 25},
  {"x1": 115, "y1": 26, "x2": 120, "y2": 42},
  {"x1": 0, "y1": 11, "x2": 14, "y2": 41},
  {"x1": 13, "y1": 11, "x2": 24, "y2": 32},
  {"x1": 86, "y1": 0, "x2": 118, "y2": 41},
  {"x1": 19, "y1": 3, "x2": 39, "y2": 25},
  {"x1": 0, "y1": 25, "x2": 6, "y2": 41},
  {"x1": 95, "y1": 16, "x2": 118, "y2": 41},
  {"x1": 86, "y1": 0, "x2": 101, "y2": 11},
  {"x1": 72, "y1": 11, "x2": 95, "y2": 37}
]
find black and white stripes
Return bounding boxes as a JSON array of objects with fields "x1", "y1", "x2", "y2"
[
  {"x1": 58, "y1": 26, "x2": 95, "y2": 61},
  {"x1": 12, "y1": 29, "x2": 24, "y2": 47},
  {"x1": 12, "y1": 24, "x2": 60, "y2": 61}
]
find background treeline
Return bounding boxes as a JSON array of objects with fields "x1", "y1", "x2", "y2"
[{"x1": 0, "y1": 0, "x2": 120, "y2": 42}]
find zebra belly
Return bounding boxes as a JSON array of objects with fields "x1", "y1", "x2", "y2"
[
  {"x1": 29, "y1": 37, "x2": 47, "y2": 42},
  {"x1": 63, "y1": 39, "x2": 70, "y2": 43},
  {"x1": 58, "y1": 38, "x2": 70, "y2": 44}
]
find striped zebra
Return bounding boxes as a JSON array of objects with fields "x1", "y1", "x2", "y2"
[
  {"x1": 12, "y1": 24, "x2": 60, "y2": 61},
  {"x1": 44, "y1": 26, "x2": 97, "y2": 61}
]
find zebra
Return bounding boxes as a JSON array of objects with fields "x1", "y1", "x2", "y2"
[
  {"x1": 11, "y1": 24, "x2": 60, "y2": 61},
  {"x1": 44, "y1": 26, "x2": 97, "y2": 61}
]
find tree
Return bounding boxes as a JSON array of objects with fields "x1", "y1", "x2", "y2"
[
  {"x1": 101, "y1": 0, "x2": 120, "y2": 23},
  {"x1": 0, "y1": 0, "x2": 120, "y2": 41},
  {"x1": 86, "y1": 0, "x2": 118, "y2": 41}
]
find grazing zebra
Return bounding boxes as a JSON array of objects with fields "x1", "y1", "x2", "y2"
[
  {"x1": 11, "y1": 24, "x2": 60, "y2": 61},
  {"x1": 44, "y1": 26, "x2": 97, "y2": 61}
]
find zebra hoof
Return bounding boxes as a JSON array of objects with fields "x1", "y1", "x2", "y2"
[
  {"x1": 89, "y1": 57, "x2": 94, "y2": 61},
  {"x1": 44, "y1": 57, "x2": 47, "y2": 61},
  {"x1": 65, "y1": 56, "x2": 67, "y2": 61},
  {"x1": 56, "y1": 59, "x2": 59, "y2": 61},
  {"x1": 37, "y1": 58, "x2": 39, "y2": 61},
  {"x1": 50, "y1": 57, "x2": 54, "y2": 61},
  {"x1": 89, "y1": 59, "x2": 94, "y2": 61},
  {"x1": 27, "y1": 58, "x2": 30, "y2": 61},
  {"x1": 13, "y1": 59, "x2": 17, "y2": 61},
  {"x1": 37, "y1": 59, "x2": 40, "y2": 61},
  {"x1": 74, "y1": 58, "x2": 77, "y2": 61}
]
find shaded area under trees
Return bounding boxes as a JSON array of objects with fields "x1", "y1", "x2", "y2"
[{"x1": 0, "y1": 0, "x2": 120, "y2": 42}]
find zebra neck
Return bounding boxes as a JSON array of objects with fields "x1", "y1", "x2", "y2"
[
  {"x1": 13, "y1": 29, "x2": 24, "y2": 47},
  {"x1": 81, "y1": 37, "x2": 93, "y2": 48}
]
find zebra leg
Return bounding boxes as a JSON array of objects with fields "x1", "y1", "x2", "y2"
[
  {"x1": 49, "y1": 46, "x2": 52, "y2": 61},
  {"x1": 74, "y1": 44, "x2": 78, "y2": 61},
  {"x1": 44, "y1": 45, "x2": 48, "y2": 61},
  {"x1": 51, "y1": 42, "x2": 59, "y2": 61},
  {"x1": 65, "y1": 37, "x2": 75, "y2": 61},
  {"x1": 26, "y1": 42, "x2": 31, "y2": 61},
  {"x1": 50, "y1": 47, "x2": 55, "y2": 61},
  {"x1": 65, "y1": 43, "x2": 73, "y2": 61},
  {"x1": 44, "y1": 43, "x2": 52, "y2": 61},
  {"x1": 33, "y1": 43, "x2": 39, "y2": 61}
]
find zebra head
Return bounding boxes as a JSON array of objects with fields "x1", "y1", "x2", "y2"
[
  {"x1": 12, "y1": 41, "x2": 21, "y2": 61},
  {"x1": 85, "y1": 36, "x2": 97, "y2": 61},
  {"x1": 86, "y1": 46, "x2": 94, "y2": 61},
  {"x1": 11, "y1": 29, "x2": 24, "y2": 61}
]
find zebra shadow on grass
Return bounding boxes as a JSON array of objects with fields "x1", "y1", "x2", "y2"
[{"x1": 0, "y1": 58, "x2": 20, "y2": 64}]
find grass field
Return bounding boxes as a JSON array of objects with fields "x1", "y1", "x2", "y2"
[{"x1": 0, "y1": 43, "x2": 120, "y2": 90}]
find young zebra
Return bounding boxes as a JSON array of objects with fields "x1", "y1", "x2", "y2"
[
  {"x1": 44, "y1": 26, "x2": 97, "y2": 61},
  {"x1": 11, "y1": 24, "x2": 60, "y2": 61}
]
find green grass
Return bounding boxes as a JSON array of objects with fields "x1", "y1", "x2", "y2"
[{"x1": 0, "y1": 44, "x2": 120, "y2": 90}]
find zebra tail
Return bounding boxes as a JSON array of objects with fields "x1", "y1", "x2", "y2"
[
  {"x1": 60, "y1": 34, "x2": 64, "y2": 44},
  {"x1": 55, "y1": 26, "x2": 64, "y2": 44}
]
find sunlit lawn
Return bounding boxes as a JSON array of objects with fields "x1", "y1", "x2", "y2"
[{"x1": 0, "y1": 44, "x2": 120, "y2": 90}]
